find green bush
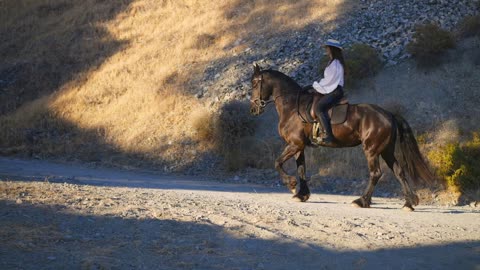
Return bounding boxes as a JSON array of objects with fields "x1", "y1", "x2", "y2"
[
  {"x1": 407, "y1": 23, "x2": 455, "y2": 67},
  {"x1": 318, "y1": 43, "x2": 383, "y2": 87},
  {"x1": 428, "y1": 132, "x2": 480, "y2": 194},
  {"x1": 457, "y1": 15, "x2": 480, "y2": 38}
]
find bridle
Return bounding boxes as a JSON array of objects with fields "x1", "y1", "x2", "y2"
[{"x1": 251, "y1": 74, "x2": 281, "y2": 110}]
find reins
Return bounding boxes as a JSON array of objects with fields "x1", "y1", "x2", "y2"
[
  {"x1": 252, "y1": 95, "x2": 281, "y2": 108},
  {"x1": 252, "y1": 74, "x2": 282, "y2": 110},
  {"x1": 253, "y1": 73, "x2": 308, "y2": 122},
  {"x1": 296, "y1": 88, "x2": 309, "y2": 123}
]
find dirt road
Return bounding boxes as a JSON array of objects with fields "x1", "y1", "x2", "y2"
[{"x1": 0, "y1": 157, "x2": 479, "y2": 269}]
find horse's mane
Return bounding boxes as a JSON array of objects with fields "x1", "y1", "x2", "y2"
[{"x1": 261, "y1": 69, "x2": 305, "y2": 93}]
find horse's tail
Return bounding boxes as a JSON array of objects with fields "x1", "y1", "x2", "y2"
[{"x1": 393, "y1": 114, "x2": 435, "y2": 185}]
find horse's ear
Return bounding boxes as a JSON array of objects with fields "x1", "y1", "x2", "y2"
[{"x1": 253, "y1": 63, "x2": 261, "y2": 75}]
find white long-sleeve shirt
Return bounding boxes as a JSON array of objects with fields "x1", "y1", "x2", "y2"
[{"x1": 312, "y1": 59, "x2": 344, "y2": 94}]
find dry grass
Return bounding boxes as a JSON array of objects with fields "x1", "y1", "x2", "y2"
[
  {"x1": 0, "y1": 0, "x2": 350, "y2": 170},
  {"x1": 309, "y1": 147, "x2": 369, "y2": 180}
]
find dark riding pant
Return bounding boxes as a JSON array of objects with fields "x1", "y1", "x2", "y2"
[{"x1": 314, "y1": 86, "x2": 344, "y2": 137}]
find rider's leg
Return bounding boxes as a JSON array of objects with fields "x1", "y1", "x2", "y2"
[
  {"x1": 315, "y1": 102, "x2": 334, "y2": 143},
  {"x1": 314, "y1": 87, "x2": 343, "y2": 143}
]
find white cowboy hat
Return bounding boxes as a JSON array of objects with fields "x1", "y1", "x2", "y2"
[{"x1": 325, "y1": 39, "x2": 343, "y2": 50}]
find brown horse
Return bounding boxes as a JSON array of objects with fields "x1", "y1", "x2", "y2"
[{"x1": 249, "y1": 64, "x2": 434, "y2": 211}]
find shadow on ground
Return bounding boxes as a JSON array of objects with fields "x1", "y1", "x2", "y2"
[
  {"x1": 0, "y1": 156, "x2": 286, "y2": 194},
  {"x1": 0, "y1": 201, "x2": 478, "y2": 270}
]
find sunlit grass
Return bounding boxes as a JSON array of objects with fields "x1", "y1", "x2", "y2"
[{"x1": 0, "y1": 0, "x2": 349, "y2": 168}]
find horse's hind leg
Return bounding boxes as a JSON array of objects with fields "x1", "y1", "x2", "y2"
[
  {"x1": 352, "y1": 153, "x2": 382, "y2": 208},
  {"x1": 293, "y1": 150, "x2": 311, "y2": 202},
  {"x1": 381, "y1": 149, "x2": 419, "y2": 211}
]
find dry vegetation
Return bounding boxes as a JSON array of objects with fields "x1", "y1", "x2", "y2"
[
  {"x1": 0, "y1": 0, "x2": 349, "y2": 171},
  {"x1": 406, "y1": 22, "x2": 455, "y2": 67}
]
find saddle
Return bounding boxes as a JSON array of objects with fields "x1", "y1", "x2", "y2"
[
  {"x1": 302, "y1": 94, "x2": 349, "y2": 143},
  {"x1": 304, "y1": 95, "x2": 349, "y2": 125}
]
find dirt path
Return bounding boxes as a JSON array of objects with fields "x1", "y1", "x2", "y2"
[{"x1": 1, "y1": 157, "x2": 479, "y2": 269}]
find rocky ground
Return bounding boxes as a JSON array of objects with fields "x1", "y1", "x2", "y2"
[
  {"x1": 184, "y1": 0, "x2": 480, "y2": 185},
  {"x1": 1, "y1": 158, "x2": 479, "y2": 269},
  {"x1": 198, "y1": 0, "x2": 478, "y2": 104}
]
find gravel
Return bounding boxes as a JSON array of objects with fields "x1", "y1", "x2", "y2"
[{"x1": 1, "y1": 179, "x2": 479, "y2": 269}]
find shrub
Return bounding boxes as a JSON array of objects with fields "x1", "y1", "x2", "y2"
[
  {"x1": 345, "y1": 43, "x2": 383, "y2": 83},
  {"x1": 190, "y1": 109, "x2": 215, "y2": 141},
  {"x1": 318, "y1": 43, "x2": 382, "y2": 87},
  {"x1": 194, "y1": 34, "x2": 216, "y2": 49},
  {"x1": 214, "y1": 101, "x2": 257, "y2": 171},
  {"x1": 457, "y1": 15, "x2": 480, "y2": 38},
  {"x1": 224, "y1": 136, "x2": 280, "y2": 171},
  {"x1": 427, "y1": 132, "x2": 480, "y2": 195},
  {"x1": 407, "y1": 23, "x2": 455, "y2": 67}
]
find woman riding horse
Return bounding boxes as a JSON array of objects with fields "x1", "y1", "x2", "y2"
[
  {"x1": 249, "y1": 63, "x2": 435, "y2": 211},
  {"x1": 311, "y1": 39, "x2": 345, "y2": 145}
]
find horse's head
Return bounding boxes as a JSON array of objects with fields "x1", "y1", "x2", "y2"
[{"x1": 250, "y1": 63, "x2": 272, "y2": 116}]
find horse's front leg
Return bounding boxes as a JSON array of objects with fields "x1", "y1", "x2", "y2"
[
  {"x1": 275, "y1": 144, "x2": 301, "y2": 196},
  {"x1": 293, "y1": 150, "x2": 311, "y2": 202}
]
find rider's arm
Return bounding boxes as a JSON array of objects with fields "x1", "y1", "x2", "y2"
[{"x1": 312, "y1": 60, "x2": 344, "y2": 94}]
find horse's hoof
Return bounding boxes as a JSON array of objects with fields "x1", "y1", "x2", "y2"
[
  {"x1": 292, "y1": 195, "x2": 303, "y2": 202},
  {"x1": 351, "y1": 198, "x2": 370, "y2": 208},
  {"x1": 292, "y1": 193, "x2": 310, "y2": 202},
  {"x1": 351, "y1": 202, "x2": 362, "y2": 208},
  {"x1": 402, "y1": 205, "x2": 415, "y2": 212}
]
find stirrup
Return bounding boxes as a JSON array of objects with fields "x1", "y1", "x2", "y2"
[{"x1": 312, "y1": 122, "x2": 324, "y2": 138}]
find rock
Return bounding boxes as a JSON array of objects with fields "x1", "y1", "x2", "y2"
[{"x1": 389, "y1": 47, "x2": 402, "y2": 58}]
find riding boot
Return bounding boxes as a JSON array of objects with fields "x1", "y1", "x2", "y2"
[{"x1": 318, "y1": 111, "x2": 334, "y2": 144}]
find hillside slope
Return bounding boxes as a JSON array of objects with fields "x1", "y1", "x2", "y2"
[
  {"x1": 0, "y1": 0, "x2": 350, "y2": 169},
  {"x1": 0, "y1": 0, "x2": 478, "y2": 186}
]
